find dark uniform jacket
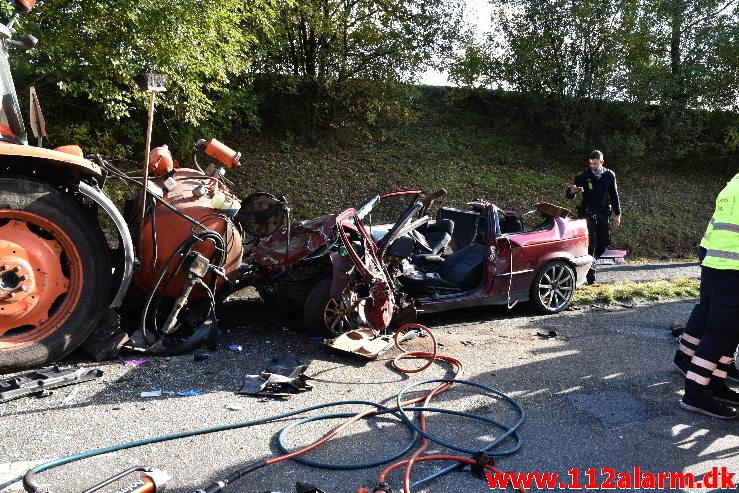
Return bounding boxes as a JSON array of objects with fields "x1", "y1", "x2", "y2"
[{"x1": 566, "y1": 167, "x2": 621, "y2": 216}]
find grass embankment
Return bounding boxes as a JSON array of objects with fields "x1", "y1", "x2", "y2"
[
  {"x1": 573, "y1": 278, "x2": 700, "y2": 305},
  {"x1": 226, "y1": 89, "x2": 727, "y2": 259}
]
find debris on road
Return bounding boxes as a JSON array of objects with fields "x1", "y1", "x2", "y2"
[
  {"x1": 60, "y1": 386, "x2": 81, "y2": 405},
  {"x1": 239, "y1": 355, "x2": 312, "y2": 397},
  {"x1": 0, "y1": 366, "x2": 103, "y2": 403},
  {"x1": 176, "y1": 390, "x2": 204, "y2": 397}
]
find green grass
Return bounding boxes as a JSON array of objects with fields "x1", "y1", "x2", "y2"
[{"x1": 573, "y1": 277, "x2": 700, "y2": 305}]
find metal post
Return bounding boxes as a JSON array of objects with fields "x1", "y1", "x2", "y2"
[{"x1": 138, "y1": 91, "x2": 157, "y2": 254}]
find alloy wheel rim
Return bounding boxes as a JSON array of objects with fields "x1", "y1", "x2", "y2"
[{"x1": 538, "y1": 264, "x2": 574, "y2": 310}]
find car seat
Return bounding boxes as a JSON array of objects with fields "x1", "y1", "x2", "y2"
[
  {"x1": 400, "y1": 243, "x2": 485, "y2": 294},
  {"x1": 437, "y1": 207, "x2": 480, "y2": 252},
  {"x1": 410, "y1": 219, "x2": 454, "y2": 262}
]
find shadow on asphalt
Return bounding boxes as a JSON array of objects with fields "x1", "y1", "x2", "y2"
[{"x1": 7, "y1": 296, "x2": 737, "y2": 493}]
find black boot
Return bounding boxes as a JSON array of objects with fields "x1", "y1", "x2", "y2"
[
  {"x1": 672, "y1": 351, "x2": 689, "y2": 376},
  {"x1": 710, "y1": 380, "x2": 739, "y2": 406},
  {"x1": 681, "y1": 380, "x2": 737, "y2": 419}
]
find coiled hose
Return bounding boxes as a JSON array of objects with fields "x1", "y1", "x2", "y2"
[{"x1": 24, "y1": 324, "x2": 525, "y2": 493}]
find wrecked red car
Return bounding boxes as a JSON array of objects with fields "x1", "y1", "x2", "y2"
[
  {"x1": 246, "y1": 191, "x2": 594, "y2": 337},
  {"x1": 243, "y1": 190, "x2": 424, "y2": 333}
]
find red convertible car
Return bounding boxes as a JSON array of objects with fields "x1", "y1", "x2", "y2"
[{"x1": 246, "y1": 191, "x2": 593, "y2": 336}]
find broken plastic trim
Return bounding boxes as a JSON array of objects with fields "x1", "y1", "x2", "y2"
[{"x1": 0, "y1": 366, "x2": 103, "y2": 403}]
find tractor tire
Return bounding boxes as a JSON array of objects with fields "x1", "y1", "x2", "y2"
[
  {"x1": 529, "y1": 260, "x2": 575, "y2": 314},
  {"x1": 0, "y1": 177, "x2": 112, "y2": 372},
  {"x1": 303, "y1": 278, "x2": 351, "y2": 338}
]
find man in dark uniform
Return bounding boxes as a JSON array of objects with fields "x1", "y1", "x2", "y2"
[{"x1": 565, "y1": 150, "x2": 622, "y2": 284}]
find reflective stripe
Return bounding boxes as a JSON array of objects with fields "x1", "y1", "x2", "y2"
[
  {"x1": 682, "y1": 333, "x2": 701, "y2": 345},
  {"x1": 687, "y1": 370, "x2": 710, "y2": 385},
  {"x1": 714, "y1": 370, "x2": 728, "y2": 379},
  {"x1": 692, "y1": 356, "x2": 717, "y2": 371},
  {"x1": 678, "y1": 343, "x2": 695, "y2": 356},
  {"x1": 719, "y1": 356, "x2": 734, "y2": 364},
  {"x1": 712, "y1": 222, "x2": 739, "y2": 233},
  {"x1": 705, "y1": 249, "x2": 739, "y2": 261},
  {"x1": 701, "y1": 217, "x2": 714, "y2": 244}
]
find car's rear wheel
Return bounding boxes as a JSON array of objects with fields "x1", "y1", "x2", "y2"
[
  {"x1": 304, "y1": 278, "x2": 351, "y2": 338},
  {"x1": 530, "y1": 260, "x2": 575, "y2": 314},
  {"x1": 0, "y1": 177, "x2": 112, "y2": 372}
]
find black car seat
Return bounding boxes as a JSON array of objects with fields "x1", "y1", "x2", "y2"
[
  {"x1": 400, "y1": 243, "x2": 485, "y2": 294},
  {"x1": 436, "y1": 207, "x2": 480, "y2": 252},
  {"x1": 424, "y1": 218, "x2": 454, "y2": 254},
  {"x1": 410, "y1": 218, "x2": 455, "y2": 262}
]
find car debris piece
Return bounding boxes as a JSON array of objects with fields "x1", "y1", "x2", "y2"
[
  {"x1": 0, "y1": 366, "x2": 103, "y2": 403},
  {"x1": 177, "y1": 390, "x2": 204, "y2": 397},
  {"x1": 265, "y1": 354, "x2": 308, "y2": 377},
  {"x1": 594, "y1": 249, "x2": 627, "y2": 265},
  {"x1": 193, "y1": 352, "x2": 211, "y2": 361},
  {"x1": 326, "y1": 327, "x2": 418, "y2": 359},
  {"x1": 60, "y1": 386, "x2": 81, "y2": 405},
  {"x1": 239, "y1": 355, "x2": 312, "y2": 397}
]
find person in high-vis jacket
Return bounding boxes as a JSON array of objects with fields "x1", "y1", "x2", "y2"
[
  {"x1": 680, "y1": 172, "x2": 739, "y2": 419},
  {"x1": 673, "y1": 226, "x2": 739, "y2": 385}
]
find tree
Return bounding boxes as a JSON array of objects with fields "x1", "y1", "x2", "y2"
[
  {"x1": 11, "y1": 0, "x2": 276, "y2": 125},
  {"x1": 254, "y1": 0, "x2": 464, "y2": 140},
  {"x1": 618, "y1": 0, "x2": 739, "y2": 109},
  {"x1": 456, "y1": 0, "x2": 628, "y2": 99}
]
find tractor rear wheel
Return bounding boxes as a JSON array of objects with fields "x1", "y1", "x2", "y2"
[{"x1": 0, "y1": 177, "x2": 112, "y2": 372}]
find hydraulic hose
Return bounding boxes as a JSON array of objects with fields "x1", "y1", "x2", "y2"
[
  {"x1": 23, "y1": 400, "x2": 399, "y2": 493},
  {"x1": 24, "y1": 324, "x2": 526, "y2": 493}
]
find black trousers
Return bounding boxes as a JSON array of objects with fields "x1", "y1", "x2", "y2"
[
  {"x1": 585, "y1": 213, "x2": 611, "y2": 280},
  {"x1": 682, "y1": 247, "x2": 710, "y2": 342},
  {"x1": 690, "y1": 267, "x2": 739, "y2": 375}
]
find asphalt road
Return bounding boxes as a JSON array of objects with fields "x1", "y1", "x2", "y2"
[
  {"x1": 597, "y1": 261, "x2": 699, "y2": 284},
  {"x1": 3, "y1": 262, "x2": 730, "y2": 493}
]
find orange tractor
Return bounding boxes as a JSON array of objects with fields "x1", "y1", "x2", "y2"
[{"x1": 0, "y1": 0, "x2": 282, "y2": 372}]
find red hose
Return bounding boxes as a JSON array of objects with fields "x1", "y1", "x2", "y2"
[{"x1": 265, "y1": 323, "x2": 525, "y2": 493}]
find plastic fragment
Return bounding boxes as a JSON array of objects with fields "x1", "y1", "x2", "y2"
[
  {"x1": 124, "y1": 360, "x2": 150, "y2": 366},
  {"x1": 228, "y1": 345, "x2": 243, "y2": 352},
  {"x1": 61, "y1": 386, "x2": 81, "y2": 405},
  {"x1": 141, "y1": 390, "x2": 163, "y2": 398},
  {"x1": 177, "y1": 390, "x2": 204, "y2": 397},
  {"x1": 224, "y1": 403, "x2": 242, "y2": 411}
]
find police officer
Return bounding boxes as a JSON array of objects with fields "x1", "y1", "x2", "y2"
[
  {"x1": 566, "y1": 150, "x2": 622, "y2": 284},
  {"x1": 680, "y1": 172, "x2": 739, "y2": 419}
]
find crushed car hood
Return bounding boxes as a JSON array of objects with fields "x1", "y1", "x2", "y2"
[{"x1": 251, "y1": 214, "x2": 337, "y2": 267}]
